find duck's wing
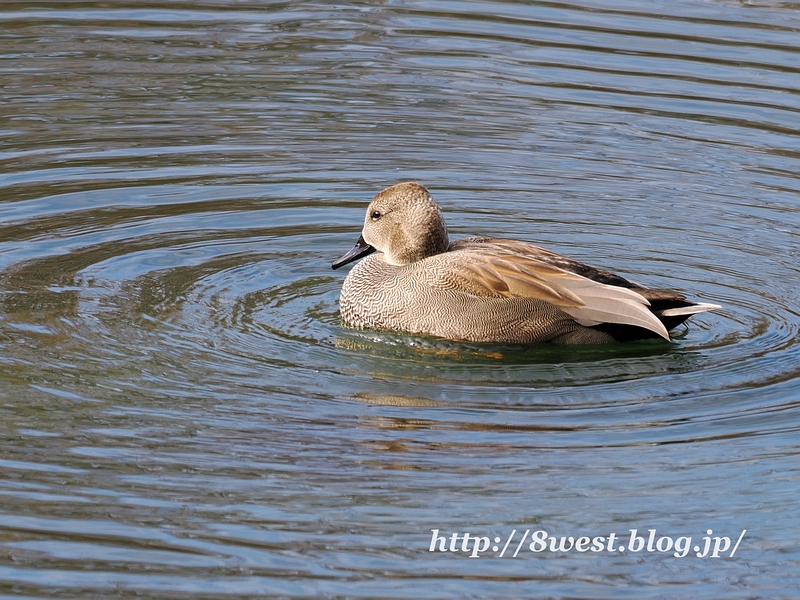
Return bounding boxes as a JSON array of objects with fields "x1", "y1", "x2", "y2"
[
  {"x1": 452, "y1": 237, "x2": 638, "y2": 287},
  {"x1": 439, "y1": 242, "x2": 671, "y2": 340}
]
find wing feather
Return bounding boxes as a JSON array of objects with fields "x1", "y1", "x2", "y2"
[{"x1": 438, "y1": 247, "x2": 671, "y2": 340}]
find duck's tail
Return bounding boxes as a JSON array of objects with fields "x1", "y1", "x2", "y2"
[
  {"x1": 591, "y1": 289, "x2": 721, "y2": 341},
  {"x1": 655, "y1": 302, "x2": 721, "y2": 318},
  {"x1": 639, "y1": 289, "x2": 721, "y2": 332}
]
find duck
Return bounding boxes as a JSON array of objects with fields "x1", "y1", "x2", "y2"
[{"x1": 332, "y1": 182, "x2": 720, "y2": 344}]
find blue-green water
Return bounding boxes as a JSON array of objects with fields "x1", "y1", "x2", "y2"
[{"x1": 1, "y1": 1, "x2": 799, "y2": 597}]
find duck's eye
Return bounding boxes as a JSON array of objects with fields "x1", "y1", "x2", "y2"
[{"x1": 371, "y1": 210, "x2": 381, "y2": 220}]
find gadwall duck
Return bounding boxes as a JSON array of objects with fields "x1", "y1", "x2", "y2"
[{"x1": 332, "y1": 182, "x2": 720, "y2": 344}]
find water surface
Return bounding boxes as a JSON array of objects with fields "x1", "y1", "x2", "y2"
[{"x1": 1, "y1": 0, "x2": 799, "y2": 597}]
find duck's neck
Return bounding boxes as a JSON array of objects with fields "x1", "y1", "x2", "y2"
[{"x1": 388, "y1": 227, "x2": 449, "y2": 265}]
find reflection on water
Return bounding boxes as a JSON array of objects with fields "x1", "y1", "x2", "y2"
[{"x1": 1, "y1": 0, "x2": 799, "y2": 597}]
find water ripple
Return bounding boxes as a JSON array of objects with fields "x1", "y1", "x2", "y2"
[{"x1": 1, "y1": 0, "x2": 799, "y2": 597}]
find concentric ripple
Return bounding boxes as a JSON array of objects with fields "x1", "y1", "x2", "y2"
[{"x1": 1, "y1": 0, "x2": 799, "y2": 597}]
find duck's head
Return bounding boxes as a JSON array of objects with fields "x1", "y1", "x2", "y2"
[{"x1": 332, "y1": 182, "x2": 449, "y2": 269}]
